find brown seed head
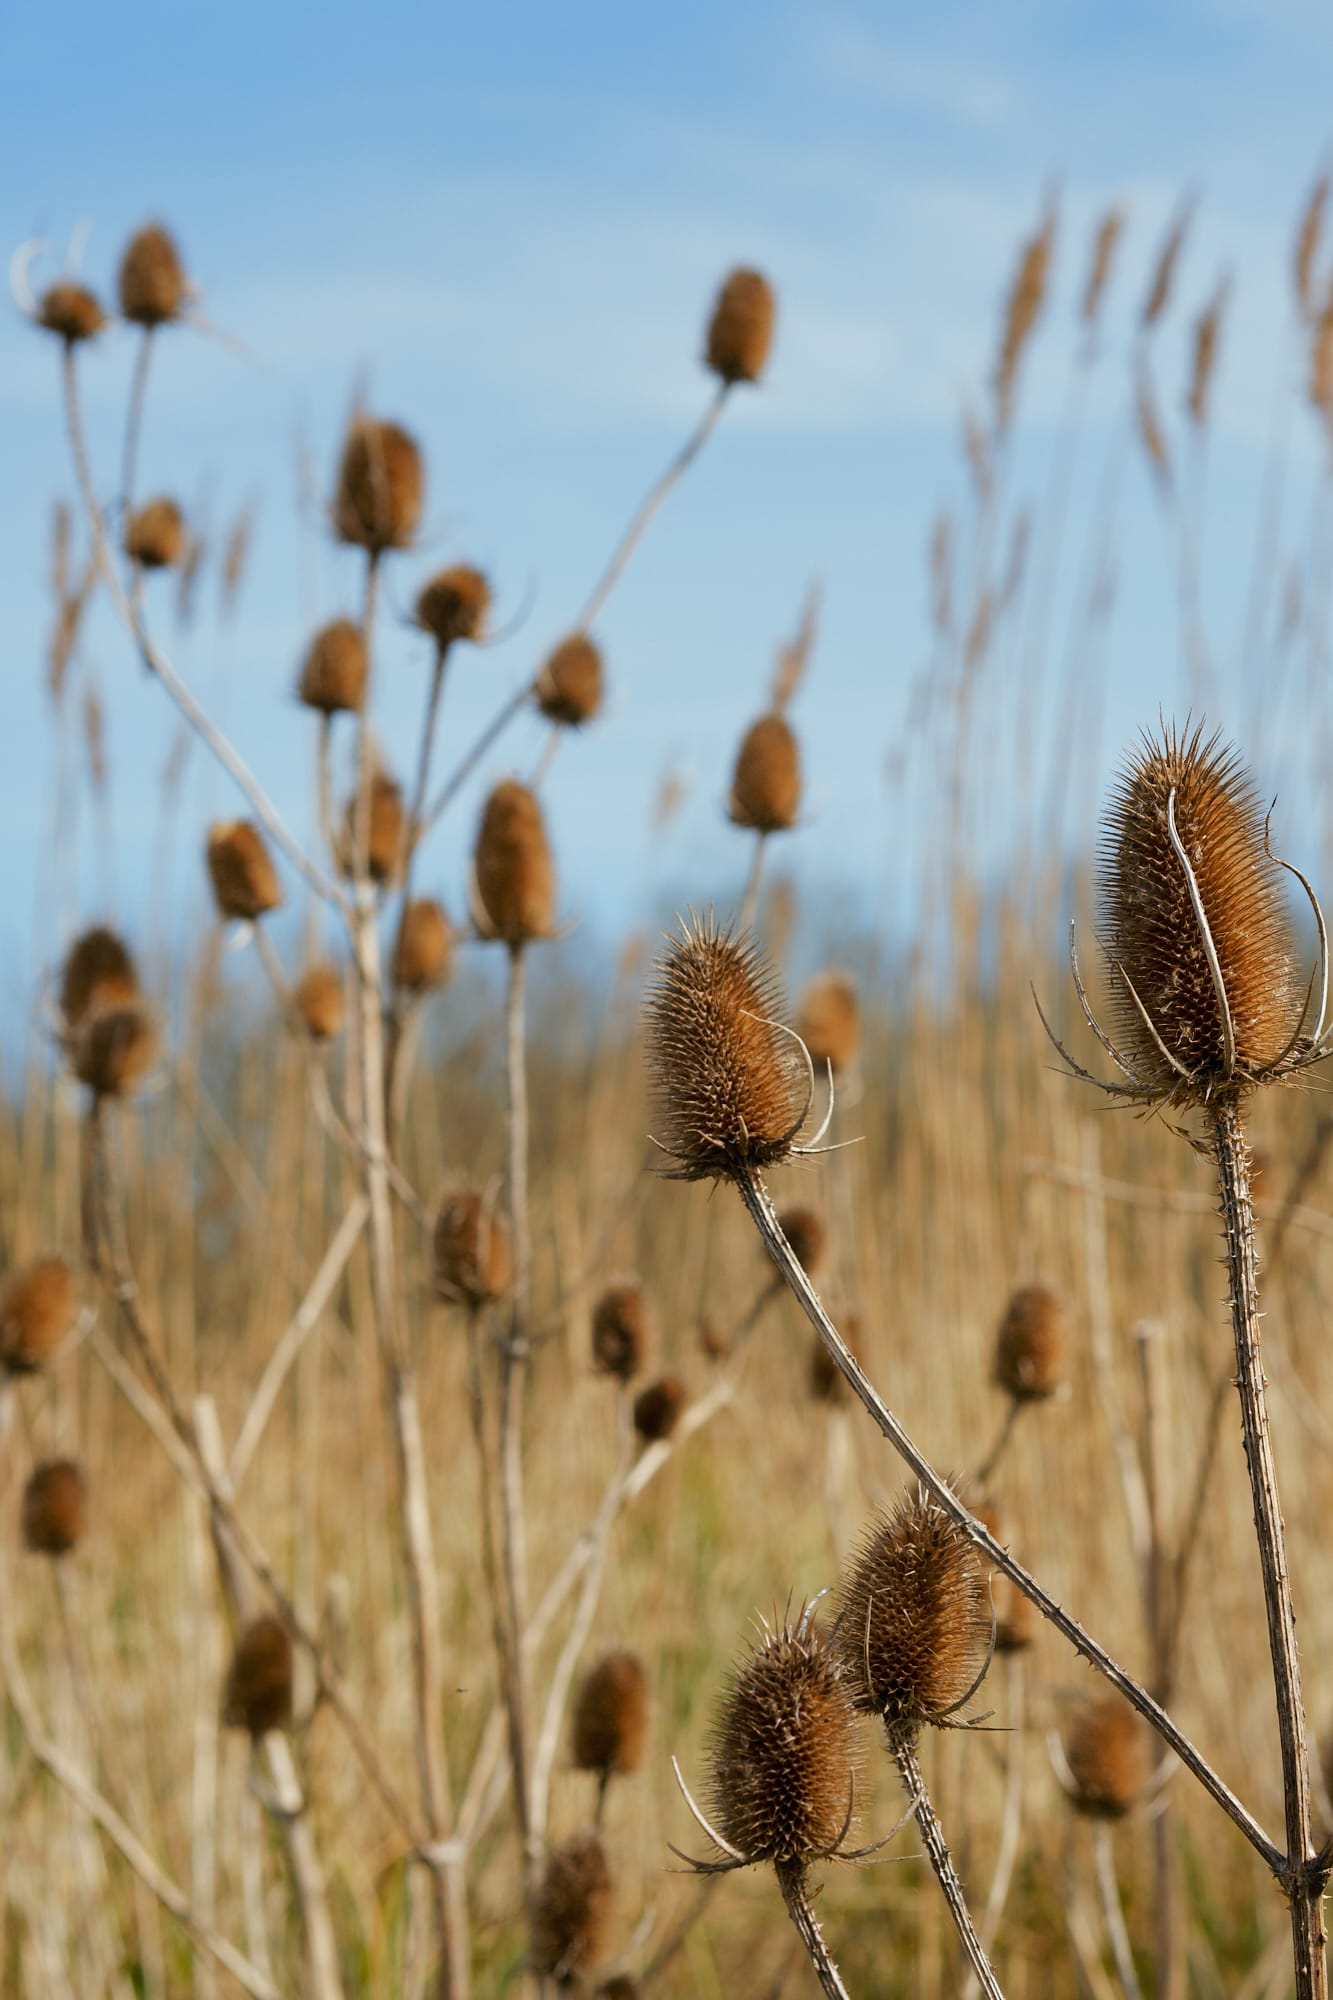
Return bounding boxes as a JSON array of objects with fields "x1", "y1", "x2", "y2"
[
  {"x1": 39, "y1": 280, "x2": 106, "y2": 345},
  {"x1": 297, "y1": 619, "x2": 367, "y2": 715},
  {"x1": 392, "y1": 898, "x2": 453, "y2": 993},
  {"x1": 594, "y1": 1982, "x2": 638, "y2": 2000},
  {"x1": 206, "y1": 821, "x2": 281, "y2": 923},
  {"x1": 1096, "y1": 724, "x2": 1302, "y2": 1100},
  {"x1": 414, "y1": 565, "x2": 491, "y2": 648},
  {"x1": 124, "y1": 497, "x2": 184, "y2": 571},
  {"x1": 994, "y1": 1285, "x2": 1066, "y2": 1404},
  {"x1": 1081, "y1": 206, "x2": 1125, "y2": 336},
  {"x1": 645, "y1": 914, "x2": 806, "y2": 1183},
  {"x1": 333, "y1": 418, "x2": 423, "y2": 553},
  {"x1": 572, "y1": 1651, "x2": 649, "y2": 1779},
  {"x1": 974, "y1": 1502, "x2": 1037, "y2": 1653},
  {"x1": 705, "y1": 267, "x2": 776, "y2": 386},
  {"x1": 223, "y1": 1615, "x2": 293, "y2": 1736},
  {"x1": 118, "y1": 223, "x2": 187, "y2": 326},
  {"x1": 292, "y1": 963, "x2": 344, "y2": 1042},
  {"x1": 72, "y1": 1004, "x2": 156, "y2": 1098},
  {"x1": 433, "y1": 1193, "x2": 511, "y2": 1308},
  {"x1": 59, "y1": 927, "x2": 139, "y2": 1031},
  {"x1": 777, "y1": 1204, "x2": 826, "y2": 1278},
  {"x1": 1296, "y1": 176, "x2": 1330, "y2": 320},
  {"x1": 473, "y1": 780, "x2": 555, "y2": 945},
  {"x1": 707, "y1": 1608, "x2": 859, "y2": 1864},
  {"x1": 836, "y1": 1486, "x2": 993, "y2": 1730},
  {"x1": 1187, "y1": 277, "x2": 1230, "y2": 428},
  {"x1": 531, "y1": 1831, "x2": 612, "y2": 1986},
  {"x1": 1, "y1": 1257, "x2": 79, "y2": 1376},
  {"x1": 633, "y1": 1375, "x2": 687, "y2": 1443},
  {"x1": 728, "y1": 712, "x2": 801, "y2": 834},
  {"x1": 995, "y1": 204, "x2": 1055, "y2": 430},
  {"x1": 591, "y1": 1283, "x2": 653, "y2": 1382},
  {"x1": 797, "y1": 972, "x2": 860, "y2": 1075},
  {"x1": 1066, "y1": 1694, "x2": 1148, "y2": 1818},
  {"x1": 1143, "y1": 203, "x2": 1193, "y2": 330},
  {"x1": 810, "y1": 1309, "x2": 861, "y2": 1406},
  {"x1": 536, "y1": 635, "x2": 604, "y2": 728},
  {"x1": 22, "y1": 1459, "x2": 87, "y2": 1557},
  {"x1": 339, "y1": 773, "x2": 405, "y2": 886}
]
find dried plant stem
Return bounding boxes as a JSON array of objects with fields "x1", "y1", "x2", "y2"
[
  {"x1": 498, "y1": 941, "x2": 536, "y2": 1883},
  {"x1": 962, "y1": 1655, "x2": 1026, "y2": 2000},
  {"x1": 738, "y1": 831, "x2": 767, "y2": 936},
  {"x1": 401, "y1": 640, "x2": 449, "y2": 910},
  {"x1": 121, "y1": 327, "x2": 155, "y2": 514},
  {"x1": 1092, "y1": 1825, "x2": 1143, "y2": 2000},
  {"x1": 975, "y1": 1400, "x2": 1021, "y2": 1486},
  {"x1": 1210, "y1": 1101, "x2": 1328, "y2": 1998},
  {"x1": 774, "y1": 1863, "x2": 853, "y2": 2000},
  {"x1": 891, "y1": 1735, "x2": 1005, "y2": 2000}
]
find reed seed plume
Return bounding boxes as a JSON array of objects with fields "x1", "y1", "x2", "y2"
[
  {"x1": 810, "y1": 1309, "x2": 861, "y2": 1406},
  {"x1": 472, "y1": 779, "x2": 555, "y2": 945},
  {"x1": 72, "y1": 1002, "x2": 157, "y2": 1098},
  {"x1": 1135, "y1": 366, "x2": 1173, "y2": 488},
  {"x1": 591, "y1": 1283, "x2": 654, "y2": 1382},
  {"x1": 776, "y1": 1204, "x2": 826, "y2": 1279},
  {"x1": 797, "y1": 972, "x2": 860, "y2": 1076},
  {"x1": 58, "y1": 927, "x2": 139, "y2": 1031},
  {"x1": 118, "y1": 222, "x2": 187, "y2": 326},
  {"x1": 994, "y1": 199, "x2": 1056, "y2": 430},
  {"x1": 644, "y1": 913, "x2": 807, "y2": 1183},
  {"x1": 38, "y1": 280, "x2": 106, "y2": 345},
  {"x1": 292, "y1": 962, "x2": 344, "y2": 1042},
  {"x1": 705, "y1": 267, "x2": 776, "y2": 386},
  {"x1": 531, "y1": 1831, "x2": 612, "y2": 1986},
  {"x1": 1142, "y1": 200, "x2": 1193, "y2": 330},
  {"x1": 728, "y1": 713, "x2": 801, "y2": 834},
  {"x1": 993, "y1": 1284, "x2": 1066, "y2": 1404},
  {"x1": 414, "y1": 564, "x2": 491, "y2": 648},
  {"x1": 1187, "y1": 276, "x2": 1230, "y2": 428},
  {"x1": 392, "y1": 898, "x2": 453, "y2": 993},
  {"x1": 338, "y1": 772, "x2": 405, "y2": 886},
  {"x1": 536, "y1": 634, "x2": 605, "y2": 728},
  {"x1": 1081, "y1": 205, "x2": 1126, "y2": 336},
  {"x1": 21, "y1": 1459, "x2": 87, "y2": 1557},
  {"x1": 572, "y1": 1651, "x2": 649, "y2": 1779},
  {"x1": 206, "y1": 820, "x2": 281, "y2": 923},
  {"x1": 333, "y1": 418, "x2": 423, "y2": 554},
  {"x1": 1296, "y1": 175, "x2": 1330, "y2": 319},
  {"x1": 1065, "y1": 1694, "x2": 1148, "y2": 1819},
  {"x1": 124, "y1": 497, "x2": 185, "y2": 571},
  {"x1": 433, "y1": 1192, "x2": 511, "y2": 1308},
  {"x1": 632, "y1": 1375, "x2": 687, "y2": 1443},
  {"x1": 297, "y1": 618, "x2": 367, "y2": 714},
  {"x1": 1, "y1": 1257, "x2": 78, "y2": 1376},
  {"x1": 223, "y1": 1615, "x2": 294, "y2": 1736}
]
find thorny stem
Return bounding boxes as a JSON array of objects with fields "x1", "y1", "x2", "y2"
[
  {"x1": 1210, "y1": 1100, "x2": 1329, "y2": 1999},
  {"x1": 774, "y1": 1863, "x2": 852, "y2": 2000},
  {"x1": 738, "y1": 830, "x2": 767, "y2": 936},
  {"x1": 891, "y1": 1735, "x2": 1006, "y2": 2000},
  {"x1": 1092, "y1": 1824, "x2": 1143, "y2": 2000},
  {"x1": 499, "y1": 942, "x2": 536, "y2": 1886},
  {"x1": 962, "y1": 1654, "x2": 1026, "y2": 2000}
]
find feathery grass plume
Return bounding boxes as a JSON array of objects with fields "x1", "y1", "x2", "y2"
[
  {"x1": 1095, "y1": 724, "x2": 1302, "y2": 1102},
  {"x1": 836, "y1": 1485, "x2": 993, "y2": 1730},
  {"x1": 810, "y1": 1308, "x2": 861, "y2": 1405},
  {"x1": 1066, "y1": 1694, "x2": 1148, "y2": 1818},
  {"x1": 536, "y1": 634, "x2": 604, "y2": 728},
  {"x1": 1296, "y1": 175, "x2": 1330, "y2": 319},
  {"x1": 72, "y1": 1003, "x2": 156, "y2": 1098},
  {"x1": 591, "y1": 1283, "x2": 653, "y2": 1382},
  {"x1": 414, "y1": 564, "x2": 491, "y2": 648},
  {"x1": 705, "y1": 267, "x2": 776, "y2": 386},
  {"x1": 59, "y1": 926, "x2": 139, "y2": 1031},
  {"x1": 975, "y1": 1503, "x2": 1037, "y2": 1654},
  {"x1": 118, "y1": 223, "x2": 187, "y2": 326},
  {"x1": 1, "y1": 1257, "x2": 78, "y2": 1376},
  {"x1": 633, "y1": 1375, "x2": 687, "y2": 1443},
  {"x1": 292, "y1": 963, "x2": 344, "y2": 1042},
  {"x1": 1187, "y1": 276, "x2": 1230, "y2": 428},
  {"x1": 297, "y1": 618, "x2": 367, "y2": 715},
  {"x1": 223, "y1": 1616, "x2": 293, "y2": 1736},
  {"x1": 124, "y1": 497, "x2": 184, "y2": 571},
  {"x1": 645, "y1": 913, "x2": 806, "y2": 1183},
  {"x1": 433, "y1": 1192, "x2": 511, "y2": 1308},
  {"x1": 1135, "y1": 366, "x2": 1173, "y2": 489},
  {"x1": 21, "y1": 1459, "x2": 87, "y2": 1557},
  {"x1": 205, "y1": 821, "x2": 281, "y2": 923},
  {"x1": 994, "y1": 1284, "x2": 1066, "y2": 1403},
  {"x1": 392, "y1": 898, "x2": 453, "y2": 993},
  {"x1": 1081, "y1": 205, "x2": 1125, "y2": 337},
  {"x1": 776, "y1": 1204, "x2": 826, "y2": 1278},
  {"x1": 333, "y1": 417, "x2": 423, "y2": 553},
  {"x1": 994, "y1": 199, "x2": 1055, "y2": 431},
  {"x1": 572, "y1": 1651, "x2": 649, "y2": 1781},
  {"x1": 38, "y1": 281, "x2": 106, "y2": 345},
  {"x1": 531, "y1": 1830, "x2": 612, "y2": 1986},
  {"x1": 728, "y1": 713, "x2": 801, "y2": 833},
  {"x1": 472, "y1": 779, "x2": 555, "y2": 945},
  {"x1": 797, "y1": 972, "x2": 860, "y2": 1076},
  {"x1": 338, "y1": 772, "x2": 405, "y2": 886},
  {"x1": 1142, "y1": 201, "x2": 1193, "y2": 331},
  {"x1": 1310, "y1": 279, "x2": 1333, "y2": 428}
]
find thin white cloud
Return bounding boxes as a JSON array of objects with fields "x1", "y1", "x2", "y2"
[{"x1": 817, "y1": 20, "x2": 1022, "y2": 134}]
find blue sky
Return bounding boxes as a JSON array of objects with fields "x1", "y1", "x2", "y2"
[{"x1": 5, "y1": 0, "x2": 1333, "y2": 1024}]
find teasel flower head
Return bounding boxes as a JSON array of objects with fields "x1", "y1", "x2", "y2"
[
  {"x1": 797, "y1": 972, "x2": 860, "y2": 1076},
  {"x1": 38, "y1": 280, "x2": 107, "y2": 346},
  {"x1": 591, "y1": 1283, "x2": 653, "y2": 1382},
  {"x1": 338, "y1": 772, "x2": 405, "y2": 886},
  {"x1": 414, "y1": 564, "x2": 490, "y2": 649},
  {"x1": 1, "y1": 1256, "x2": 79, "y2": 1376},
  {"x1": 333, "y1": 418, "x2": 423, "y2": 554},
  {"x1": 22, "y1": 1459, "x2": 87, "y2": 1557},
  {"x1": 223, "y1": 1615, "x2": 294, "y2": 1736},
  {"x1": 728, "y1": 713, "x2": 801, "y2": 834},
  {"x1": 392, "y1": 898, "x2": 453, "y2": 993},
  {"x1": 292, "y1": 963, "x2": 344, "y2": 1042},
  {"x1": 974, "y1": 1502, "x2": 1037, "y2": 1654},
  {"x1": 206, "y1": 821, "x2": 282, "y2": 923},
  {"x1": 810, "y1": 1309, "x2": 861, "y2": 1406},
  {"x1": 124, "y1": 497, "x2": 185, "y2": 571},
  {"x1": 536, "y1": 634, "x2": 604, "y2": 729},
  {"x1": 531, "y1": 1831, "x2": 612, "y2": 1986},
  {"x1": 776, "y1": 1204, "x2": 826, "y2": 1279},
  {"x1": 58, "y1": 927, "x2": 139, "y2": 1034},
  {"x1": 433, "y1": 1192, "x2": 511, "y2": 1308},
  {"x1": 633, "y1": 1375, "x2": 687, "y2": 1444},
  {"x1": 572, "y1": 1650, "x2": 649, "y2": 1781},
  {"x1": 1064, "y1": 1693, "x2": 1148, "y2": 1819},
  {"x1": 72, "y1": 1003, "x2": 157, "y2": 1099},
  {"x1": 118, "y1": 223, "x2": 188, "y2": 327},
  {"x1": 472, "y1": 780, "x2": 555, "y2": 946},
  {"x1": 297, "y1": 619, "x2": 367, "y2": 715},
  {"x1": 705, "y1": 268, "x2": 777, "y2": 386},
  {"x1": 994, "y1": 1284, "x2": 1066, "y2": 1404}
]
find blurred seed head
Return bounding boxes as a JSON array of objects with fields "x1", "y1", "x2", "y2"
[
  {"x1": 392, "y1": 898, "x2": 453, "y2": 994},
  {"x1": 531, "y1": 1830, "x2": 612, "y2": 1986},
  {"x1": 118, "y1": 223, "x2": 187, "y2": 327},
  {"x1": 38, "y1": 280, "x2": 107, "y2": 345},
  {"x1": 124, "y1": 497, "x2": 185, "y2": 571},
  {"x1": 1066, "y1": 1694, "x2": 1148, "y2": 1818},
  {"x1": 59, "y1": 927, "x2": 139, "y2": 1033},
  {"x1": 810, "y1": 1309, "x2": 861, "y2": 1406},
  {"x1": 974, "y1": 1502, "x2": 1037, "y2": 1654},
  {"x1": 776, "y1": 1204, "x2": 826, "y2": 1279},
  {"x1": 338, "y1": 773, "x2": 405, "y2": 886},
  {"x1": 1, "y1": 1256, "x2": 78, "y2": 1376},
  {"x1": 21, "y1": 1459, "x2": 87, "y2": 1557},
  {"x1": 72, "y1": 1003, "x2": 157, "y2": 1099},
  {"x1": 633, "y1": 1375, "x2": 687, "y2": 1444},
  {"x1": 223, "y1": 1615, "x2": 294, "y2": 1736},
  {"x1": 572, "y1": 1650, "x2": 649, "y2": 1780},
  {"x1": 994, "y1": 1285, "x2": 1066, "y2": 1404},
  {"x1": 206, "y1": 821, "x2": 281, "y2": 923},
  {"x1": 705, "y1": 268, "x2": 777, "y2": 386},
  {"x1": 292, "y1": 963, "x2": 344, "y2": 1042},
  {"x1": 433, "y1": 1193, "x2": 511, "y2": 1309},
  {"x1": 297, "y1": 619, "x2": 367, "y2": 715},
  {"x1": 473, "y1": 780, "x2": 555, "y2": 946},
  {"x1": 728, "y1": 713, "x2": 801, "y2": 834},
  {"x1": 591, "y1": 1283, "x2": 653, "y2": 1382},
  {"x1": 414, "y1": 565, "x2": 491, "y2": 648},
  {"x1": 594, "y1": 1982, "x2": 638, "y2": 2000},
  {"x1": 797, "y1": 973, "x2": 860, "y2": 1076},
  {"x1": 536, "y1": 635, "x2": 604, "y2": 729},
  {"x1": 333, "y1": 418, "x2": 423, "y2": 554}
]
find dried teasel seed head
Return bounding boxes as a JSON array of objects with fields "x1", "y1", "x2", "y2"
[
  {"x1": 433, "y1": 1193, "x2": 511, "y2": 1308},
  {"x1": 392, "y1": 898, "x2": 453, "y2": 993},
  {"x1": 1065, "y1": 1693, "x2": 1148, "y2": 1819},
  {"x1": 974, "y1": 1502, "x2": 1037, "y2": 1653},
  {"x1": 572, "y1": 1650, "x2": 649, "y2": 1779},
  {"x1": 414, "y1": 565, "x2": 490, "y2": 648},
  {"x1": 339, "y1": 773, "x2": 405, "y2": 886},
  {"x1": 21, "y1": 1459, "x2": 87, "y2": 1557},
  {"x1": 38, "y1": 280, "x2": 107, "y2": 345},
  {"x1": 705, "y1": 267, "x2": 776, "y2": 386},
  {"x1": 591, "y1": 1283, "x2": 653, "y2": 1382},
  {"x1": 777, "y1": 1204, "x2": 826, "y2": 1278},
  {"x1": 59, "y1": 927, "x2": 139, "y2": 1032},
  {"x1": 72, "y1": 1003, "x2": 156, "y2": 1098},
  {"x1": 206, "y1": 821, "x2": 281, "y2": 923},
  {"x1": 333, "y1": 418, "x2": 423, "y2": 554},
  {"x1": 633, "y1": 1375, "x2": 687, "y2": 1443},
  {"x1": 292, "y1": 963, "x2": 344, "y2": 1042},
  {"x1": 1, "y1": 1257, "x2": 79, "y2": 1376},
  {"x1": 707, "y1": 1606, "x2": 859, "y2": 1864},
  {"x1": 1097, "y1": 725, "x2": 1302, "y2": 1101},
  {"x1": 994, "y1": 1285, "x2": 1066, "y2": 1404},
  {"x1": 297, "y1": 619, "x2": 367, "y2": 715},
  {"x1": 118, "y1": 223, "x2": 187, "y2": 327},
  {"x1": 536, "y1": 635, "x2": 604, "y2": 729},
  {"x1": 728, "y1": 713, "x2": 801, "y2": 834},
  {"x1": 797, "y1": 972, "x2": 860, "y2": 1075},
  {"x1": 473, "y1": 780, "x2": 555, "y2": 945},
  {"x1": 836, "y1": 1486, "x2": 993, "y2": 1731},
  {"x1": 810, "y1": 1309, "x2": 861, "y2": 1406},
  {"x1": 531, "y1": 1831, "x2": 612, "y2": 1986},
  {"x1": 124, "y1": 497, "x2": 185, "y2": 571},
  {"x1": 645, "y1": 913, "x2": 807, "y2": 1183},
  {"x1": 594, "y1": 1982, "x2": 638, "y2": 2000},
  {"x1": 223, "y1": 1615, "x2": 293, "y2": 1736}
]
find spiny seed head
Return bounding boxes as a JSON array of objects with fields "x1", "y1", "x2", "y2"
[
  {"x1": 292, "y1": 963, "x2": 344, "y2": 1042},
  {"x1": 433, "y1": 1193, "x2": 511, "y2": 1308},
  {"x1": 777, "y1": 1204, "x2": 826, "y2": 1278},
  {"x1": 531, "y1": 1831, "x2": 612, "y2": 1986},
  {"x1": 118, "y1": 223, "x2": 187, "y2": 326},
  {"x1": 333, "y1": 418, "x2": 423, "y2": 553},
  {"x1": 705, "y1": 268, "x2": 776, "y2": 386},
  {"x1": 836, "y1": 1486, "x2": 993, "y2": 1730},
  {"x1": 729, "y1": 713, "x2": 801, "y2": 834},
  {"x1": 1, "y1": 1257, "x2": 79, "y2": 1376},
  {"x1": 1097, "y1": 724, "x2": 1303, "y2": 1102},
  {"x1": 645, "y1": 913, "x2": 806, "y2": 1183},
  {"x1": 223, "y1": 1615, "x2": 293, "y2": 1736},
  {"x1": 206, "y1": 821, "x2": 281, "y2": 923},
  {"x1": 339, "y1": 773, "x2": 405, "y2": 886},
  {"x1": 633, "y1": 1375, "x2": 687, "y2": 1443},
  {"x1": 473, "y1": 780, "x2": 555, "y2": 945},
  {"x1": 810, "y1": 1310, "x2": 861, "y2": 1406},
  {"x1": 392, "y1": 898, "x2": 453, "y2": 993},
  {"x1": 297, "y1": 619, "x2": 367, "y2": 715},
  {"x1": 537, "y1": 635, "x2": 604, "y2": 728},
  {"x1": 414, "y1": 565, "x2": 490, "y2": 648},
  {"x1": 38, "y1": 280, "x2": 106, "y2": 345},
  {"x1": 59, "y1": 927, "x2": 139, "y2": 1033},
  {"x1": 707, "y1": 1608, "x2": 859, "y2": 1864},
  {"x1": 124, "y1": 497, "x2": 184, "y2": 571},
  {"x1": 591, "y1": 1283, "x2": 653, "y2": 1382},
  {"x1": 974, "y1": 1502, "x2": 1037, "y2": 1653},
  {"x1": 22, "y1": 1459, "x2": 87, "y2": 1556},
  {"x1": 994, "y1": 1285, "x2": 1066, "y2": 1404},
  {"x1": 72, "y1": 1004, "x2": 156, "y2": 1098},
  {"x1": 798, "y1": 973, "x2": 860, "y2": 1075},
  {"x1": 1066, "y1": 1694, "x2": 1148, "y2": 1818},
  {"x1": 572, "y1": 1650, "x2": 649, "y2": 1778}
]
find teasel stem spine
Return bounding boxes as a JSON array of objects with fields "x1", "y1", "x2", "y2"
[
  {"x1": 500, "y1": 940, "x2": 537, "y2": 1887},
  {"x1": 774, "y1": 1863, "x2": 853, "y2": 2000},
  {"x1": 890, "y1": 1734, "x2": 1006, "y2": 2000}
]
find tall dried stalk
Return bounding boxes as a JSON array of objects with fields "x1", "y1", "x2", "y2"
[
  {"x1": 498, "y1": 941, "x2": 536, "y2": 1889},
  {"x1": 891, "y1": 1736, "x2": 1005, "y2": 2000}
]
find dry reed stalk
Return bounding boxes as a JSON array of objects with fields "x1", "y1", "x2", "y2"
[
  {"x1": 1142, "y1": 201, "x2": 1194, "y2": 332},
  {"x1": 1187, "y1": 275, "x2": 1230, "y2": 428},
  {"x1": 994, "y1": 198, "x2": 1055, "y2": 433}
]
